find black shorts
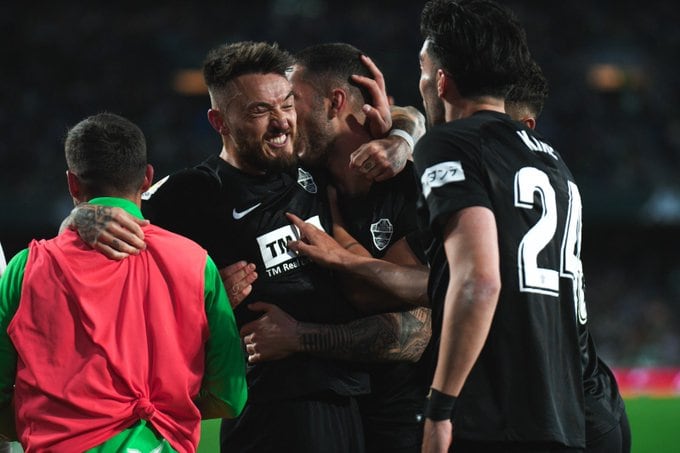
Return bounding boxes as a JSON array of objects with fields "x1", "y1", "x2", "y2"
[
  {"x1": 364, "y1": 418, "x2": 424, "y2": 453},
  {"x1": 586, "y1": 410, "x2": 631, "y2": 453},
  {"x1": 220, "y1": 392, "x2": 365, "y2": 453},
  {"x1": 452, "y1": 440, "x2": 584, "y2": 453}
]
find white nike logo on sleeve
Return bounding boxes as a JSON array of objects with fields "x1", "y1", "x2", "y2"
[{"x1": 232, "y1": 203, "x2": 262, "y2": 220}]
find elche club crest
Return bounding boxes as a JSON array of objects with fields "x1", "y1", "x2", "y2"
[
  {"x1": 297, "y1": 168, "x2": 317, "y2": 193},
  {"x1": 370, "y1": 218, "x2": 393, "y2": 251}
]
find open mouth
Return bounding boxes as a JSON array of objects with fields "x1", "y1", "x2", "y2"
[{"x1": 265, "y1": 132, "x2": 289, "y2": 148}]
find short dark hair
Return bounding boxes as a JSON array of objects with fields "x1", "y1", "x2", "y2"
[
  {"x1": 506, "y1": 59, "x2": 549, "y2": 118},
  {"x1": 420, "y1": 0, "x2": 532, "y2": 98},
  {"x1": 295, "y1": 43, "x2": 374, "y2": 107},
  {"x1": 203, "y1": 41, "x2": 294, "y2": 90},
  {"x1": 65, "y1": 112, "x2": 147, "y2": 196}
]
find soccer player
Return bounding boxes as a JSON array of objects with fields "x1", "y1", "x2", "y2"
[
  {"x1": 0, "y1": 113, "x2": 246, "y2": 452},
  {"x1": 413, "y1": 0, "x2": 590, "y2": 451},
  {"x1": 508, "y1": 59, "x2": 631, "y2": 453},
  {"x1": 143, "y1": 42, "x2": 376, "y2": 453},
  {"x1": 236, "y1": 43, "x2": 432, "y2": 453}
]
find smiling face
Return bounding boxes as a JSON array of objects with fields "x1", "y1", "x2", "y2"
[
  {"x1": 419, "y1": 40, "x2": 446, "y2": 127},
  {"x1": 222, "y1": 72, "x2": 298, "y2": 173}
]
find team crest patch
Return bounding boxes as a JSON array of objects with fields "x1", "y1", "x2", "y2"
[
  {"x1": 370, "y1": 218, "x2": 393, "y2": 251},
  {"x1": 297, "y1": 168, "x2": 318, "y2": 193}
]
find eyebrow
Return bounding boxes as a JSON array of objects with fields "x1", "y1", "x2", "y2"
[{"x1": 247, "y1": 91, "x2": 295, "y2": 110}]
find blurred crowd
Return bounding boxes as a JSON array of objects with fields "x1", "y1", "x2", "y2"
[{"x1": 1, "y1": 0, "x2": 678, "y2": 366}]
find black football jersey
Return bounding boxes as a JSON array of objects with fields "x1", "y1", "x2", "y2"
[
  {"x1": 142, "y1": 154, "x2": 368, "y2": 402},
  {"x1": 338, "y1": 162, "x2": 429, "y2": 442},
  {"x1": 414, "y1": 111, "x2": 587, "y2": 447}
]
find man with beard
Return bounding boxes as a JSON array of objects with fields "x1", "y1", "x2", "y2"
[
  {"x1": 235, "y1": 43, "x2": 432, "y2": 453},
  {"x1": 138, "y1": 41, "x2": 370, "y2": 453}
]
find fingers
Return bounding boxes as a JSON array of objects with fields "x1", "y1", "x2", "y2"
[
  {"x1": 285, "y1": 212, "x2": 322, "y2": 240},
  {"x1": 241, "y1": 332, "x2": 262, "y2": 363},
  {"x1": 92, "y1": 241, "x2": 132, "y2": 261},
  {"x1": 227, "y1": 283, "x2": 253, "y2": 309},
  {"x1": 351, "y1": 54, "x2": 392, "y2": 137},
  {"x1": 220, "y1": 261, "x2": 258, "y2": 308},
  {"x1": 103, "y1": 223, "x2": 146, "y2": 254},
  {"x1": 285, "y1": 212, "x2": 305, "y2": 229},
  {"x1": 350, "y1": 135, "x2": 408, "y2": 181},
  {"x1": 350, "y1": 147, "x2": 391, "y2": 180},
  {"x1": 109, "y1": 208, "x2": 147, "y2": 251},
  {"x1": 286, "y1": 239, "x2": 305, "y2": 255},
  {"x1": 92, "y1": 230, "x2": 141, "y2": 259},
  {"x1": 361, "y1": 104, "x2": 391, "y2": 138}
]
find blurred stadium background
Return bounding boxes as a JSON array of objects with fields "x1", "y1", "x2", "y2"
[{"x1": 1, "y1": 1, "x2": 678, "y2": 451}]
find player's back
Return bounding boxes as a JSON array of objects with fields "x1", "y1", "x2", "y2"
[{"x1": 10, "y1": 225, "x2": 209, "y2": 452}]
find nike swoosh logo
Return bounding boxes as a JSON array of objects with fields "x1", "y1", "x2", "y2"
[{"x1": 232, "y1": 203, "x2": 262, "y2": 220}]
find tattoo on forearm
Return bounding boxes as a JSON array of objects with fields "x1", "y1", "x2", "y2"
[
  {"x1": 299, "y1": 307, "x2": 432, "y2": 362},
  {"x1": 73, "y1": 205, "x2": 113, "y2": 245}
]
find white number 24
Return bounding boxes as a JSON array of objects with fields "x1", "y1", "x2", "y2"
[{"x1": 514, "y1": 167, "x2": 587, "y2": 324}]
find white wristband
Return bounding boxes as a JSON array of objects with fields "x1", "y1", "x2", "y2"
[{"x1": 389, "y1": 128, "x2": 415, "y2": 151}]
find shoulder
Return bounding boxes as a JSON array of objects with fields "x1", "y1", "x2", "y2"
[
  {"x1": 142, "y1": 159, "x2": 226, "y2": 213},
  {"x1": 144, "y1": 224, "x2": 208, "y2": 257}
]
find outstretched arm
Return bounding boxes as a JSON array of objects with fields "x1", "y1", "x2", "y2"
[
  {"x1": 241, "y1": 302, "x2": 431, "y2": 364},
  {"x1": 286, "y1": 212, "x2": 429, "y2": 310}
]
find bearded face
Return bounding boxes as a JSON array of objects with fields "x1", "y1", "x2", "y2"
[{"x1": 223, "y1": 73, "x2": 299, "y2": 173}]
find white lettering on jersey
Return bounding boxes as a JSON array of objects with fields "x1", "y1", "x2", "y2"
[
  {"x1": 421, "y1": 161, "x2": 465, "y2": 198},
  {"x1": 256, "y1": 215, "x2": 324, "y2": 273},
  {"x1": 141, "y1": 175, "x2": 170, "y2": 200},
  {"x1": 516, "y1": 130, "x2": 558, "y2": 160}
]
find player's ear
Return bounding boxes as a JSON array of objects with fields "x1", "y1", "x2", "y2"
[
  {"x1": 66, "y1": 170, "x2": 85, "y2": 203},
  {"x1": 208, "y1": 108, "x2": 229, "y2": 135},
  {"x1": 140, "y1": 164, "x2": 154, "y2": 193},
  {"x1": 524, "y1": 117, "x2": 537, "y2": 130},
  {"x1": 329, "y1": 88, "x2": 347, "y2": 118},
  {"x1": 436, "y1": 69, "x2": 448, "y2": 98}
]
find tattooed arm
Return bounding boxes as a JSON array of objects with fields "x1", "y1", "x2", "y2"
[
  {"x1": 299, "y1": 307, "x2": 431, "y2": 362},
  {"x1": 61, "y1": 203, "x2": 148, "y2": 259},
  {"x1": 241, "y1": 303, "x2": 431, "y2": 364}
]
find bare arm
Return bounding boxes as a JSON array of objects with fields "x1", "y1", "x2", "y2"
[
  {"x1": 298, "y1": 306, "x2": 431, "y2": 362},
  {"x1": 242, "y1": 302, "x2": 431, "y2": 364},
  {"x1": 287, "y1": 212, "x2": 429, "y2": 310},
  {"x1": 422, "y1": 206, "x2": 501, "y2": 452}
]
